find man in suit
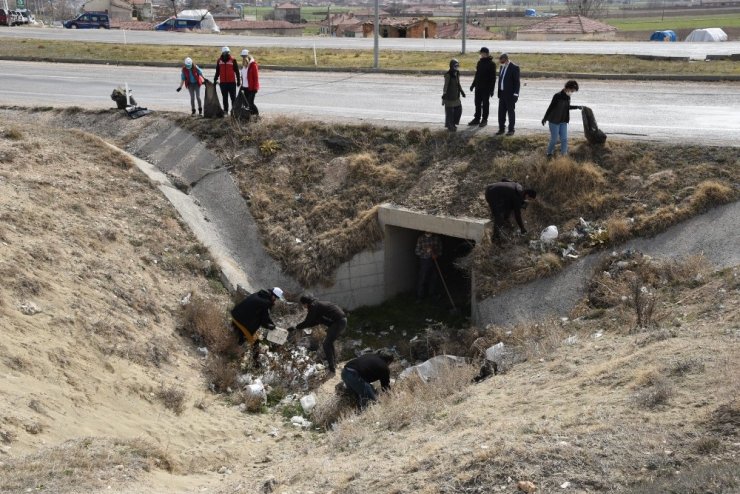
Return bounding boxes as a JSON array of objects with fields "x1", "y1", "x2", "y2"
[{"x1": 496, "y1": 53, "x2": 520, "y2": 136}]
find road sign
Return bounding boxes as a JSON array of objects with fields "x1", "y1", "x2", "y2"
[{"x1": 16, "y1": 0, "x2": 25, "y2": 8}]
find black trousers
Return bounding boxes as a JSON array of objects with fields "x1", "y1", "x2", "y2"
[
  {"x1": 498, "y1": 95, "x2": 516, "y2": 132},
  {"x1": 417, "y1": 257, "x2": 439, "y2": 299},
  {"x1": 444, "y1": 105, "x2": 462, "y2": 129},
  {"x1": 323, "y1": 317, "x2": 347, "y2": 373},
  {"x1": 219, "y1": 83, "x2": 237, "y2": 113},
  {"x1": 244, "y1": 89, "x2": 259, "y2": 116},
  {"x1": 473, "y1": 90, "x2": 491, "y2": 121}
]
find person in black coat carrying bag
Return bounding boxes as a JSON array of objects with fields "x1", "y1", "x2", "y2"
[
  {"x1": 496, "y1": 53, "x2": 520, "y2": 136},
  {"x1": 542, "y1": 80, "x2": 582, "y2": 158},
  {"x1": 468, "y1": 47, "x2": 497, "y2": 128},
  {"x1": 230, "y1": 287, "x2": 285, "y2": 367}
]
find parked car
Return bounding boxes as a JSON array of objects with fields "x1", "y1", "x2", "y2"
[
  {"x1": 17, "y1": 9, "x2": 36, "y2": 25},
  {"x1": 154, "y1": 17, "x2": 202, "y2": 31},
  {"x1": 63, "y1": 11, "x2": 110, "y2": 29},
  {"x1": 0, "y1": 9, "x2": 8, "y2": 26}
]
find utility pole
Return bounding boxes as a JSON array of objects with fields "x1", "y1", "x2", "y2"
[
  {"x1": 373, "y1": 0, "x2": 379, "y2": 69},
  {"x1": 327, "y1": 4, "x2": 331, "y2": 36},
  {"x1": 461, "y1": 0, "x2": 467, "y2": 54}
]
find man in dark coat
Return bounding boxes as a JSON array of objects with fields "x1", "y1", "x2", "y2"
[
  {"x1": 485, "y1": 181, "x2": 536, "y2": 241},
  {"x1": 442, "y1": 58, "x2": 465, "y2": 132},
  {"x1": 289, "y1": 295, "x2": 347, "y2": 375},
  {"x1": 415, "y1": 232, "x2": 442, "y2": 301},
  {"x1": 230, "y1": 287, "x2": 285, "y2": 366},
  {"x1": 341, "y1": 352, "x2": 394, "y2": 409},
  {"x1": 468, "y1": 47, "x2": 497, "y2": 128},
  {"x1": 496, "y1": 53, "x2": 520, "y2": 136}
]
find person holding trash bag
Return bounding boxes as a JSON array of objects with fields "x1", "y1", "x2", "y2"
[
  {"x1": 542, "y1": 80, "x2": 582, "y2": 159},
  {"x1": 288, "y1": 295, "x2": 346, "y2": 376},
  {"x1": 341, "y1": 352, "x2": 394, "y2": 409},
  {"x1": 213, "y1": 46, "x2": 240, "y2": 116},
  {"x1": 485, "y1": 181, "x2": 536, "y2": 242},
  {"x1": 230, "y1": 287, "x2": 285, "y2": 368},
  {"x1": 442, "y1": 59, "x2": 465, "y2": 132},
  {"x1": 239, "y1": 49, "x2": 260, "y2": 118},
  {"x1": 176, "y1": 57, "x2": 204, "y2": 116}
]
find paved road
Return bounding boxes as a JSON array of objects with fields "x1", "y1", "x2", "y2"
[
  {"x1": 2, "y1": 60, "x2": 739, "y2": 146},
  {"x1": 2, "y1": 27, "x2": 740, "y2": 58}
]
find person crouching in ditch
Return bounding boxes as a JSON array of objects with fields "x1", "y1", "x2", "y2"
[
  {"x1": 485, "y1": 181, "x2": 536, "y2": 243},
  {"x1": 230, "y1": 287, "x2": 285, "y2": 368},
  {"x1": 288, "y1": 295, "x2": 347, "y2": 377},
  {"x1": 341, "y1": 351, "x2": 394, "y2": 409}
]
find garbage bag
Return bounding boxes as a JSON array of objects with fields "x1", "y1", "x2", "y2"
[
  {"x1": 581, "y1": 106, "x2": 607, "y2": 145},
  {"x1": 203, "y1": 80, "x2": 224, "y2": 119},
  {"x1": 540, "y1": 225, "x2": 559, "y2": 242},
  {"x1": 232, "y1": 90, "x2": 251, "y2": 123},
  {"x1": 111, "y1": 87, "x2": 136, "y2": 109}
]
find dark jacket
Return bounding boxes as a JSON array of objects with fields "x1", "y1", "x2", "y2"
[
  {"x1": 296, "y1": 300, "x2": 346, "y2": 330},
  {"x1": 485, "y1": 181, "x2": 527, "y2": 232},
  {"x1": 230, "y1": 289, "x2": 275, "y2": 334},
  {"x1": 471, "y1": 56, "x2": 496, "y2": 92},
  {"x1": 543, "y1": 90, "x2": 578, "y2": 124},
  {"x1": 497, "y1": 62, "x2": 520, "y2": 99},
  {"x1": 344, "y1": 354, "x2": 391, "y2": 391},
  {"x1": 442, "y1": 70, "x2": 464, "y2": 107}
]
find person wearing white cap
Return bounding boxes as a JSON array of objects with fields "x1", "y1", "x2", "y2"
[
  {"x1": 239, "y1": 48, "x2": 261, "y2": 118},
  {"x1": 176, "y1": 56, "x2": 204, "y2": 116},
  {"x1": 230, "y1": 287, "x2": 286, "y2": 368},
  {"x1": 213, "y1": 46, "x2": 240, "y2": 116}
]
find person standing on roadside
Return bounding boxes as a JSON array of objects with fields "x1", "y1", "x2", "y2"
[
  {"x1": 176, "y1": 57, "x2": 204, "y2": 116},
  {"x1": 468, "y1": 47, "x2": 496, "y2": 128},
  {"x1": 213, "y1": 46, "x2": 240, "y2": 116},
  {"x1": 542, "y1": 80, "x2": 582, "y2": 159},
  {"x1": 230, "y1": 287, "x2": 286, "y2": 368},
  {"x1": 442, "y1": 58, "x2": 465, "y2": 132},
  {"x1": 288, "y1": 295, "x2": 347, "y2": 376},
  {"x1": 239, "y1": 49, "x2": 261, "y2": 119},
  {"x1": 496, "y1": 53, "x2": 520, "y2": 136}
]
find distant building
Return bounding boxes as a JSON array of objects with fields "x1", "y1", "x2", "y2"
[
  {"x1": 130, "y1": 0, "x2": 152, "y2": 21},
  {"x1": 435, "y1": 22, "x2": 496, "y2": 40},
  {"x1": 319, "y1": 12, "x2": 363, "y2": 36},
  {"x1": 363, "y1": 17, "x2": 436, "y2": 39},
  {"x1": 82, "y1": 0, "x2": 133, "y2": 20},
  {"x1": 219, "y1": 19, "x2": 303, "y2": 36},
  {"x1": 273, "y1": 2, "x2": 300, "y2": 24},
  {"x1": 516, "y1": 15, "x2": 616, "y2": 41}
]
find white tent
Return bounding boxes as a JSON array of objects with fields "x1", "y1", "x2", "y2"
[
  {"x1": 177, "y1": 9, "x2": 220, "y2": 32},
  {"x1": 685, "y1": 28, "x2": 728, "y2": 42}
]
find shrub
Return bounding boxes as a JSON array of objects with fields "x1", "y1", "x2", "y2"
[
  {"x1": 688, "y1": 180, "x2": 734, "y2": 213},
  {"x1": 3, "y1": 127, "x2": 24, "y2": 140},
  {"x1": 607, "y1": 216, "x2": 631, "y2": 243},
  {"x1": 180, "y1": 295, "x2": 238, "y2": 356},
  {"x1": 634, "y1": 376, "x2": 673, "y2": 409},
  {"x1": 203, "y1": 355, "x2": 239, "y2": 393},
  {"x1": 157, "y1": 384, "x2": 187, "y2": 415}
]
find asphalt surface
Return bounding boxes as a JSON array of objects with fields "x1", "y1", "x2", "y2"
[
  {"x1": 2, "y1": 27, "x2": 740, "y2": 58},
  {"x1": 2, "y1": 60, "x2": 739, "y2": 146}
]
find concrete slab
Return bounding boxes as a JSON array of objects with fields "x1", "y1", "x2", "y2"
[{"x1": 378, "y1": 203, "x2": 489, "y2": 241}]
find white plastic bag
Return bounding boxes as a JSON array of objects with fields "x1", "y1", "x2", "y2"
[{"x1": 540, "y1": 225, "x2": 559, "y2": 242}]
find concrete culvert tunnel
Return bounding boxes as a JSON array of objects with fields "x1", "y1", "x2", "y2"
[{"x1": 378, "y1": 204, "x2": 488, "y2": 319}]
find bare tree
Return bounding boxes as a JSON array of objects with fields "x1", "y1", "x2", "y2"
[{"x1": 565, "y1": 0, "x2": 607, "y2": 19}]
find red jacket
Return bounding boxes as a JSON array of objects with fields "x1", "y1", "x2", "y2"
[
  {"x1": 247, "y1": 60, "x2": 260, "y2": 91},
  {"x1": 215, "y1": 55, "x2": 239, "y2": 85},
  {"x1": 181, "y1": 66, "x2": 203, "y2": 88}
]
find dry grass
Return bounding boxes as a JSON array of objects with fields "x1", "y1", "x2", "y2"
[
  {"x1": 156, "y1": 384, "x2": 187, "y2": 415},
  {"x1": 2, "y1": 126, "x2": 23, "y2": 140},
  {"x1": 180, "y1": 294, "x2": 239, "y2": 356},
  {"x1": 203, "y1": 354, "x2": 240, "y2": 393},
  {"x1": 0, "y1": 437, "x2": 175, "y2": 493}
]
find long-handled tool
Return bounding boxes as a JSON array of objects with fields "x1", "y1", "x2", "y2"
[{"x1": 432, "y1": 256, "x2": 459, "y2": 315}]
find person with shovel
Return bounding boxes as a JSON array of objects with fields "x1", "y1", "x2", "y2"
[
  {"x1": 230, "y1": 287, "x2": 286, "y2": 368},
  {"x1": 485, "y1": 181, "x2": 536, "y2": 242},
  {"x1": 415, "y1": 232, "x2": 442, "y2": 301},
  {"x1": 176, "y1": 57, "x2": 204, "y2": 116},
  {"x1": 288, "y1": 295, "x2": 346, "y2": 376}
]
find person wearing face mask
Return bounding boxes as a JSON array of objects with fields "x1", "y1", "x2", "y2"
[
  {"x1": 541, "y1": 80, "x2": 582, "y2": 159},
  {"x1": 442, "y1": 58, "x2": 465, "y2": 132},
  {"x1": 213, "y1": 46, "x2": 241, "y2": 116},
  {"x1": 468, "y1": 47, "x2": 496, "y2": 128}
]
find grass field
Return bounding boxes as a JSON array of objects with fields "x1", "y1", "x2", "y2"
[
  {"x1": 608, "y1": 12, "x2": 740, "y2": 31},
  {"x1": 2, "y1": 38, "x2": 738, "y2": 75}
]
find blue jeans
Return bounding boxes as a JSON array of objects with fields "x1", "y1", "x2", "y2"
[
  {"x1": 341, "y1": 367, "x2": 377, "y2": 409},
  {"x1": 547, "y1": 122, "x2": 569, "y2": 156}
]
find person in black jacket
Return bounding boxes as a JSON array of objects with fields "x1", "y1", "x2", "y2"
[
  {"x1": 442, "y1": 58, "x2": 465, "y2": 132},
  {"x1": 289, "y1": 295, "x2": 347, "y2": 374},
  {"x1": 468, "y1": 47, "x2": 496, "y2": 128},
  {"x1": 230, "y1": 287, "x2": 285, "y2": 366},
  {"x1": 485, "y1": 181, "x2": 536, "y2": 241},
  {"x1": 496, "y1": 53, "x2": 520, "y2": 136},
  {"x1": 341, "y1": 352, "x2": 394, "y2": 409},
  {"x1": 542, "y1": 80, "x2": 581, "y2": 159}
]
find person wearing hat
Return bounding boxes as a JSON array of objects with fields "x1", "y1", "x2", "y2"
[
  {"x1": 230, "y1": 287, "x2": 285, "y2": 367},
  {"x1": 176, "y1": 57, "x2": 204, "y2": 116},
  {"x1": 239, "y1": 49, "x2": 261, "y2": 118},
  {"x1": 496, "y1": 53, "x2": 520, "y2": 136},
  {"x1": 213, "y1": 46, "x2": 241, "y2": 115},
  {"x1": 288, "y1": 295, "x2": 347, "y2": 375},
  {"x1": 468, "y1": 47, "x2": 496, "y2": 128},
  {"x1": 442, "y1": 58, "x2": 465, "y2": 132}
]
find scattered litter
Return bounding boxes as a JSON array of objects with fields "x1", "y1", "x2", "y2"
[
  {"x1": 267, "y1": 428, "x2": 279, "y2": 437},
  {"x1": 560, "y1": 481, "x2": 571, "y2": 489},
  {"x1": 245, "y1": 381, "x2": 267, "y2": 405},
  {"x1": 217, "y1": 466, "x2": 232, "y2": 475},
  {"x1": 196, "y1": 347, "x2": 209, "y2": 358},
  {"x1": 303, "y1": 328, "x2": 313, "y2": 335},
  {"x1": 540, "y1": 225, "x2": 558, "y2": 242},
  {"x1": 399, "y1": 355, "x2": 467, "y2": 382},
  {"x1": 18, "y1": 302, "x2": 41, "y2": 316},
  {"x1": 299, "y1": 394, "x2": 316, "y2": 414},
  {"x1": 290, "y1": 416, "x2": 312, "y2": 428},
  {"x1": 179, "y1": 292, "x2": 192, "y2": 306},
  {"x1": 517, "y1": 480, "x2": 537, "y2": 493},
  {"x1": 266, "y1": 327, "x2": 289, "y2": 346},
  {"x1": 564, "y1": 335, "x2": 578, "y2": 345},
  {"x1": 592, "y1": 331, "x2": 603, "y2": 339},
  {"x1": 485, "y1": 342, "x2": 506, "y2": 363},
  {"x1": 295, "y1": 238, "x2": 302, "y2": 244}
]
